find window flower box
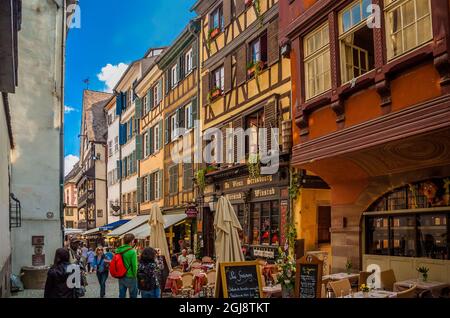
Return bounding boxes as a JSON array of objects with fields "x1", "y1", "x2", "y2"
[
  {"x1": 209, "y1": 27, "x2": 221, "y2": 41},
  {"x1": 247, "y1": 60, "x2": 265, "y2": 78},
  {"x1": 207, "y1": 87, "x2": 223, "y2": 103}
]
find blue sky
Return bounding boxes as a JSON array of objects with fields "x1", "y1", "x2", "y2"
[{"x1": 64, "y1": 0, "x2": 196, "y2": 174}]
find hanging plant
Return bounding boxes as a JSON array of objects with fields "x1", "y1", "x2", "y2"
[
  {"x1": 247, "y1": 60, "x2": 265, "y2": 79},
  {"x1": 247, "y1": 154, "x2": 261, "y2": 179},
  {"x1": 289, "y1": 170, "x2": 301, "y2": 201}
]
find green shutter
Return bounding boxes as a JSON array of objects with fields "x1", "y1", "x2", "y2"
[
  {"x1": 165, "y1": 70, "x2": 170, "y2": 95},
  {"x1": 135, "y1": 97, "x2": 142, "y2": 119},
  {"x1": 178, "y1": 107, "x2": 185, "y2": 129},
  {"x1": 192, "y1": 40, "x2": 198, "y2": 69},
  {"x1": 146, "y1": 89, "x2": 152, "y2": 114},
  {"x1": 117, "y1": 160, "x2": 121, "y2": 179},
  {"x1": 137, "y1": 177, "x2": 142, "y2": 203},
  {"x1": 149, "y1": 127, "x2": 154, "y2": 155},
  {"x1": 158, "y1": 79, "x2": 163, "y2": 104},
  {"x1": 158, "y1": 170, "x2": 163, "y2": 200},
  {"x1": 136, "y1": 134, "x2": 143, "y2": 160},
  {"x1": 158, "y1": 121, "x2": 163, "y2": 150},
  {"x1": 149, "y1": 173, "x2": 155, "y2": 201},
  {"x1": 165, "y1": 117, "x2": 170, "y2": 144},
  {"x1": 149, "y1": 88, "x2": 154, "y2": 109}
]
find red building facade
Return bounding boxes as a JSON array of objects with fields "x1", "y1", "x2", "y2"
[{"x1": 280, "y1": 0, "x2": 450, "y2": 277}]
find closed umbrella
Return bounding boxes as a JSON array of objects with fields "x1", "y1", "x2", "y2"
[
  {"x1": 148, "y1": 204, "x2": 172, "y2": 271},
  {"x1": 214, "y1": 196, "x2": 245, "y2": 264}
]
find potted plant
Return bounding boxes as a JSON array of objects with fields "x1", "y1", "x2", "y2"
[
  {"x1": 345, "y1": 259, "x2": 353, "y2": 275},
  {"x1": 360, "y1": 284, "x2": 370, "y2": 298},
  {"x1": 417, "y1": 266, "x2": 430, "y2": 282},
  {"x1": 275, "y1": 247, "x2": 296, "y2": 298},
  {"x1": 247, "y1": 60, "x2": 265, "y2": 78},
  {"x1": 207, "y1": 86, "x2": 222, "y2": 103},
  {"x1": 209, "y1": 27, "x2": 220, "y2": 41}
]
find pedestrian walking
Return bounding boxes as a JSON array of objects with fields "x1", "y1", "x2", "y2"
[
  {"x1": 115, "y1": 234, "x2": 138, "y2": 298},
  {"x1": 87, "y1": 248, "x2": 95, "y2": 273},
  {"x1": 44, "y1": 248, "x2": 75, "y2": 298},
  {"x1": 92, "y1": 247, "x2": 109, "y2": 298},
  {"x1": 137, "y1": 248, "x2": 161, "y2": 298}
]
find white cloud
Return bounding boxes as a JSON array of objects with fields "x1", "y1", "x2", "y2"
[
  {"x1": 64, "y1": 105, "x2": 77, "y2": 114},
  {"x1": 97, "y1": 62, "x2": 129, "y2": 93},
  {"x1": 65, "y1": 155, "x2": 79, "y2": 177}
]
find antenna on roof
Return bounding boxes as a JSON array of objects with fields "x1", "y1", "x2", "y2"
[{"x1": 83, "y1": 78, "x2": 90, "y2": 89}]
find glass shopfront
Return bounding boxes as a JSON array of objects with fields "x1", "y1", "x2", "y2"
[{"x1": 365, "y1": 178, "x2": 450, "y2": 260}]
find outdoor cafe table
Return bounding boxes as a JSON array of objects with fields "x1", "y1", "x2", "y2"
[
  {"x1": 263, "y1": 284, "x2": 282, "y2": 298},
  {"x1": 394, "y1": 279, "x2": 450, "y2": 298},
  {"x1": 193, "y1": 272, "x2": 208, "y2": 295},
  {"x1": 165, "y1": 273, "x2": 183, "y2": 296},
  {"x1": 323, "y1": 273, "x2": 360, "y2": 281},
  {"x1": 341, "y1": 290, "x2": 398, "y2": 298}
]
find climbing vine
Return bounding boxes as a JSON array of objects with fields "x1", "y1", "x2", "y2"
[
  {"x1": 247, "y1": 154, "x2": 261, "y2": 179},
  {"x1": 289, "y1": 170, "x2": 301, "y2": 201}
]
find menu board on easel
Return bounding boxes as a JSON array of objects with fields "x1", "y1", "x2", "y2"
[
  {"x1": 295, "y1": 255, "x2": 323, "y2": 298},
  {"x1": 215, "y1": 262, "x2": 263, "y2": 298}
]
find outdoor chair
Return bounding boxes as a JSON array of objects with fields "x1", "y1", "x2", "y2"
[
  {"x1": 202, "y1": 256, "x2": 213, "y2": 263},
  {"x1": 180, "y1": 272, "x2": 194, "y2": 298},
  {"x1": 191, "y1": 268, "x2": 202, "y2": 276},
  {"x1": 171, "y1": 270, "x2": 183, "y2": 277},
  {"x1": 380, "y1": 269, "x2": 397, "y2": 291},
  {"x1": 359, "y1": 270, "x2": 375, "y2": 286},
  {"x1": 172, "y1": 266, "x2": 183, "y2": 272},
  {"x1": 396, "y1": 285, "x2": 417, "y2": 298},
  {"x1": 191, "y1": 261, "x2": 202, "y2": 268},
  {"x1": 329, "y1": 279, "x2": 352, "y2": 297}
]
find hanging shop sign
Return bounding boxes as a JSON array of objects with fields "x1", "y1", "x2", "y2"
[{"x1": 185, "y1": 206, "x2": 198, "y2": 218}]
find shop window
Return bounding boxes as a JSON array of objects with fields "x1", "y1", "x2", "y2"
[
  {"x1": 339, "y1": 0, "x2": 375, "y2": 83},
  {"x1": 233, "y1": 204, "x2": 248, "y2": 244},
  {"x1": 417, "y1": 214, "x2": 448, "y2": 260},
  {"x1": 304, "y1": 23, "x2": 331, "y2": 100},
  {"x1": 318, "y1": 206, "x2": 331, "y2": 244},
  {"x1": 250, "y1": 201, "x2": 280, "y2": 246},
  {"x1": 391, "y1": 215, "x2": 416, "y2": 257},
  {"x1": 143, "y1": 94, "x2": 148, "y2": 115},
  {"x1": 366, "y1": 216, "x2": 390, "y2": 255},
  {"x1": 385, "y1": 0, "x2": 432, "y2": 60}
]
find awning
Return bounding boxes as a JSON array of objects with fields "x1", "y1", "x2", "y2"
[
  {"x1": 64, "y1": 228, "x2": 84, "y2": 236},
  {"x1": 107, "y1": 215, "x2": 149, "y2": 237},
  {"x1": 83, "y1": 227, "x2": 101, "y2": 236},
  {"x1": 99, "y1": 219, "x2": 130, "y2": 231},
  {"x1": 125, "y1": 214, "x2": 188, "y2": 240}
]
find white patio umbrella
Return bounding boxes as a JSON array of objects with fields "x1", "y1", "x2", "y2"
[
  {"x1": 214, "y1": 196, "x2": 245, "y2": 264},
  {"x1": 148, "y1": 204, "x2": 172, "y2": 271}
]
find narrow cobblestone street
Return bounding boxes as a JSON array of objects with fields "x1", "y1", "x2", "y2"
[{"x1": 12, "y1": 272, "x2": 119, "y2": 299}]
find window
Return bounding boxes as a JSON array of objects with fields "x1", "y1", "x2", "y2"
[
  {"x1": 304, "y1": 23, "x2": 331, "y2": 100},
  {"x1": 183, "y1": 163, "x2": 193, "y2": 190},
  {"x1": 65, "y1": 208, "x2": 74, "y2": 217},
  {"x1": 318, "y1": 206, "x2": 331, "y2": 244},
  {"x1": 233, "y1": 204, "x2": 248, "y2": 244},
  {"x1": 170, "y1": 113, "x2": 178, "y2": 141},
  {"x1": 385, "y1": 0, "x2": 432, "y2": 60},
  {"x1": 185, "y1": 49, "x2": 193, "y2": 75},
  {"x1": 171, "y1": 65, "x2": 178, "y2": 88},
  {"x1": 212, "y1": 66, "x2": 224, "y2": 92},
  {"x1": 143, "y1": 131, "x2": 149, "y2": 157},
  {"x1": 143, "y1": 95, "x2": 148, "y2": 115},
  {"x1": 249, "y1": 33, "x2": 268, "y2": 65},
  {"x1": 108, "y1": 141, "x2": 113, "y2": 157},
  {"x1": 339, "y1": 0, "x2": 375, "y2": 83},
  {"x1": 114, "y1": 136, "x2": 119, "y2": 153},
  {"x1": 210, "y1": 5, "x2": 224, "y2": 31},
  {"x1": 66, "y1": 221, "x2": 74, "y2": 229},
  {"x1": 132, "y1": 191, "x2": 137, "y2": 213},
  {"x1": 97, "y1": 209, "x2": 103, "y2": 218},
  {"x1": 169, "y1": 165, "x2": 179, "y2": 194},
  {"x1": 153, "y1": 171, "x2": 161, "y2": 200},
  {"x1": 142, "y1": 176, "x2": 149, "y2": 202},
  {"x1": 128, "y1": 88, "x2": 133, "y2": 107},
  {"x1": 250, "y1": 201, "x2": 280, "y2": 246},
  {"x1": 153, "y1": 84, "x2": 159, "y2": 108},
  {"x1": 185, "y1": 103, "x2": 193, "y2": 129},
  {"x1": 154, "y1": 124, "x2": 160, "y2": 152},
  {"x1": 245, "y1": 109, "x2": 265, "y2": 156},
  {"x1": 108, "y1": 114, "x2": 113, "y2": 125}
]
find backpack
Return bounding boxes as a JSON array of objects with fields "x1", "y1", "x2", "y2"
[
  {"x1": 109, "y1": 248, "x2": 132, "y2": 279},
  {"x1": 137, "y1": 262, "x2": 160, "y2": 291}
]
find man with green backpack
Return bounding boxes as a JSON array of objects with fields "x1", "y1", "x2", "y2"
[{"x1": 110, "y1": 234, "x2": 138, "y2": 298}]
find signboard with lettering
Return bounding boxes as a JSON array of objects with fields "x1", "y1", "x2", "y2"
[
  {"x1": 32, "y1": 254, "x2": 45, "y2": 266},
  {"x1": 185, "y1": 206, "x2": 198, "y2": 218},
  {"x1": 295, "y1": 255, "x2": 323, "y2": 298},
  {"x1": 216, "y1": 262, "x2": 263, "y2": 298}
]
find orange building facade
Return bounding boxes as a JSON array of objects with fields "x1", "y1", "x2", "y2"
[{"x1": 280, "y1": 0, "x2": 450, "y2": 280}]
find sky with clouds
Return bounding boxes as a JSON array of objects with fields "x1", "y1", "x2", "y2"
[{"x1": 64, "y1": 0, "x2": 196, "y2": 175}]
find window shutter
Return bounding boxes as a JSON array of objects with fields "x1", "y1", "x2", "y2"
[
  {"x1": 146, "y1": 89, "x2": 152, "y2": 113},
  {"x1": 158, "y1": 170, "x2": 163, "y2": 199},
  {"x1": 116, "y1": 94, "x2": 122, "y2": 115},
  {"x1": 165, "y1": 116, "x2": 170, "y2": 144},
  {"x1": 224, "y1": 54, "x2": 232, "y2": 93},
  {"x1": 177, "y1": 61, "x2": 182, "y2": 83},
  {"x1": 236, "y1": 45, "x2": 247, "y2": 86},
  {"x1": 165, "y1": 69, "x2": 170, "y2": 95},
  {"x1": 191, "y1": 97, "x2": 198, "y2": 126},
  {"x1": 137, "y1": 177, "x2": 142, "y2": 203},
  {"x1": 264, "y1": 99, "x2": 278, "y2": 152},
  {"x1": 150, "y1": 173, "x2": 155, "y2": 201},
  {"x1": 123, "y1": 158, "x2": 127, "y2": 178},
  {"x1": 179, "y1": 55, "x2": 185, "y2": 80},
  {"x1": 158, "y1": 78, "x2": 163, "y2": 104},
  {"x1": 136, "y1": 134, "x2": 143, "y2": 160},
  {"x1": 119, "y1": 124, "x2": 125, "y2": 145},
  {"x1": 233, "y1": 117, "x2": 243, "y2": 163},
  {"x1": 236, "y1": 0, "x2": 246, "y2": 16},
  {"x1": 202, "y1": 73, "x2": 210, "y2": 106},
  {"x1": 122, "y1": 91, "x2": 127, "y2": 110},
  {"x1": 178, "y1": 107, "x2": 186, "y2": 129},
  {"x1": 158, "y1": 121, "x2": 163, "y2": 150},
  {"x1": 149, "y1": 127, "x2": 154, "y2": 155},
  {"x1": 146, "y1": 129, "x2": 151, "y2": 156},
  {"x1": 223, "y1": 0, "x2": 232, "y2": 26},
  {"x1": 192, "y1": 40, "x2": 198, "y2": 69},
  {"x1": 135, "y1": 97, "x2": 142, "y2": 119},
  {"x1": 267, "y1": 19, "x2": 279, "y2": 66},
  {"x1": 117, "y1": 160, "x2": 122, "y2": 179}
]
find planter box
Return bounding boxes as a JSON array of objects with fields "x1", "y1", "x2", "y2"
[
  {"x1": 209, "y1": 28, "x2": 220, "y2": 40},
  {"x1": 21, "y1": 266, "x2": 50, "y2": 290}
]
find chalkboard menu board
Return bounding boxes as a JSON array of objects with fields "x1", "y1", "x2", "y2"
[
  {"x1": 216, "y1": 262, "x2": 263, "y2": 298},
  {"x1": 295, "y1": 255, "x2": 323, "y2": 298}
]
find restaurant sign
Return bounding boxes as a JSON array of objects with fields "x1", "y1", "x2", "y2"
[
  {"x1": 224, "y1": 175, "x2": 274, "y2": 190},
  {"x1": 185, "y1": 206, "x2": 198, "y2": 218}
]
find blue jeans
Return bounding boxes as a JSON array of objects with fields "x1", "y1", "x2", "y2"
[
  {"x1": 119, "y1": 277, "x2": 138, "y2": 298},
  {"x1": 141, "y1": 288, "x2": 161, "y2": 298},
  {"x1": 96, "y1": 271, "x2": 109, "y2": 298}
]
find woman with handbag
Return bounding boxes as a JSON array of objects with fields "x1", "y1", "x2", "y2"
[
  {"x1": 44, "y1": 248, "x2": 75, "y2": 298},
  {"x1": 92, "y1": 247, "x2": 109, "y2": 298}
]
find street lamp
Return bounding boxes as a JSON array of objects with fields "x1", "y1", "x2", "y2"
[{"x1": 209, "y1": 193, "x2": 218, "y2": 212}]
